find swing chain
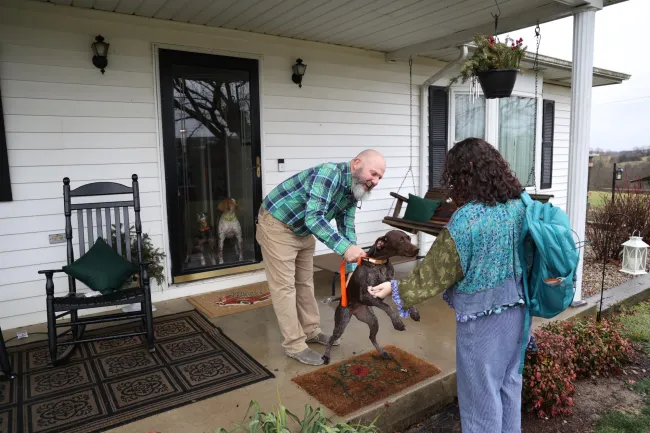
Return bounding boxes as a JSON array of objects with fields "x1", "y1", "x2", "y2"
[
  {"x1": 526, "y1": 22, "x2": 541, "y2": 193},
  {"x1": 388, "y1": 56, "x2": 416, "y2": 216},
  {"x1": 409, "y1": 56, "x2": 415, "y2": 193}
]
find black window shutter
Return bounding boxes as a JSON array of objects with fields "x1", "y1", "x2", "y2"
[
  {"x1": 0, "y1": 84, "x2": 11, "y2": 202},
  {"x1": 540, "y1": 99, "x2": 555, "y2": 190},
  {"x1": 429, "y1": 86, "x2": 448, "y2": 188}
]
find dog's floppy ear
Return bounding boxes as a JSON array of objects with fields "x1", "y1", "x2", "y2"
[
  {"x1": 231, "y1": 198, "x2": 239, "y2": 212},
  {"x1": 217, "y1": 200, "x2": 226, "y2": 212},
  {"x1": 366, "y1": 236, "x2": 387, "y2": 257}
]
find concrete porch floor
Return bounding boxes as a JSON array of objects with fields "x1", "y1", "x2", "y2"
[{"x1": 1, "y1": 261, "x2": 597, "y2": 433}]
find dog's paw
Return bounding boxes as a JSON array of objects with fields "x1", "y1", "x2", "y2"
[
  {"x1": 408, "y1": 306, "x2": 421, "y2": 322},
  {"x1": 321, "y1": 355, "x2": 330, "y2": 365},
  {"x1": 393, "y1": 320, "x2": 406, "y2": 331},
  {"x1": 380, "y1": 351, "x2": 393, "y2": 360}
]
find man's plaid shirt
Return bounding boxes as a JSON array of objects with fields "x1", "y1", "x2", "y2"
[{"x1": 262, "y1": 162, "x2": 359, "y2": 272}]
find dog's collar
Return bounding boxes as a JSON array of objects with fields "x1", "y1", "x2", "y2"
[
  {"x1": 361, "y1": 257, "x2": 388, "y2": 265},
  {"x1": 223, "y1": 215, "x2": 235, "y2": 221}
]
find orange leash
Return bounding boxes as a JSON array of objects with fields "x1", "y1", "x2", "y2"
[{"x1": 339, "y1": 258, "x2": 362, "y2": 308}]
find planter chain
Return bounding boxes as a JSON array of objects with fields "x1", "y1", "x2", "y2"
[
  {"x1": 526, "y1": 22, "x2": 542, "y2": 193},
  {"x1": 491, "y1": 0, "x2": 501, "y2": 38}
]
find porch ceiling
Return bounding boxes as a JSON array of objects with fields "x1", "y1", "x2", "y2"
[{"x1": 36, "y1": 0, "x2": 626, "y2": 57}]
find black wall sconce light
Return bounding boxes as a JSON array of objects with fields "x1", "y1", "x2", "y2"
[
  {"x1": 291, "y1": 58, "x2": 307, "y2": 88},
  {"x1": 91, "y1": 35, "x2": 110, "y2": 74}
]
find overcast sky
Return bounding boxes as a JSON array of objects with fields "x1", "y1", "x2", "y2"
[{"x1": 508, "y1": 0, "x2": 645, "y2": 152}]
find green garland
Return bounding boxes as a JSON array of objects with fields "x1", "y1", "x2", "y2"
[
  {"x1": 449, "y1": 34, "x2": 527, "y2": 87},
  {"x1": 109, "y1": 224, "x2": 166, "y2": 289}
]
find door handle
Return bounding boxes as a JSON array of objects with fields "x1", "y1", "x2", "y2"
[{"x1": 255, "y1": 156, "x2": 261, "y2": 178}]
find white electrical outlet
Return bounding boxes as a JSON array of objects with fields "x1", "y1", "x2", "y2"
[
  {"x1": 49, "y1": 233, "x2": 65, "y2": 244},
  {"x1": 16, "y1": 330, "x2": 28, "y2": 339}
]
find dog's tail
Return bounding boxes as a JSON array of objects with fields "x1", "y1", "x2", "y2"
[{"x1": 321, "y1": 296, "x2": 341, "y2": 304}]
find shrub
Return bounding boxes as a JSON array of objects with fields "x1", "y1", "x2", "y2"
[
  {"x1": 522, "y1": 329, "x2": 577, "y2": 418},
  {"x1": 523, "y1": 317, "x2": 635, "y2": 418},
  {"x1": 587, "y1": 184, "x2": 650, "y2": 262},
  {"x1": 543, "y1": 317, "x2": 635, "y2": 378}
]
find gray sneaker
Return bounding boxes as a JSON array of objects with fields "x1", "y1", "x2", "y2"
[
  {"x1": 306, "y1": 332, "x2": 340, "y2": 346},
  {"x1": 286, "y1": 348, "x2": 324, "y2": 366}
]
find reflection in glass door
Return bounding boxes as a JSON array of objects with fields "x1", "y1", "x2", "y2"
[{"x1": 159, "y1": 49, "x2": 262, "y2": 281}]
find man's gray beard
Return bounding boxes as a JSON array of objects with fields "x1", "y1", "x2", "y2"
[{"x1": 352, "y1": 182, "x2": 371, "y2": 201}]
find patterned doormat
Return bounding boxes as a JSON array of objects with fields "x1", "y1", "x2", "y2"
[
  {"x1": 0, "y1": 310, "x2": 274, "y2": 433},
  {"x1": 187, "y1": 282, "x2": 272, "y2": 319},
  {"x1": 291, "y1": 345, "x2": 441, "y2": 416}
]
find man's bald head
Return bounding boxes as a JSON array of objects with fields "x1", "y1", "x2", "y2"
[
  {"x1": 350, "y1": 149, "x2": 386, "y2": 200},
  {"x1": 355, "y1": 149, "x2": 385, "y2": 166}
]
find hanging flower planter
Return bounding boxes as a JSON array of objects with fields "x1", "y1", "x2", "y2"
[
  {"x1": 448, "y1": 34, "x2": 526, "y2": 99},
  {"x1": 476, "y1": 68, "x2": 519, "y2": 98}
]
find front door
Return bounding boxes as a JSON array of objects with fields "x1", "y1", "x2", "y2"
[{"x1": 158, "y1": 49, "x2": 262, "y2": 283}]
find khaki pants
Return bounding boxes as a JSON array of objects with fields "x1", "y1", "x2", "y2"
[{"x1": 256, "y1": 208, "x2": 321, "y2": 354}]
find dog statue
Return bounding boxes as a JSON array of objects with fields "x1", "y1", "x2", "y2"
[
  {"x1": 217, "y1": 198, "x2": 244, "y2": 264},
  {"x1": 322, "y1": 230, "x2": 421, "y2": 364},
  {"x1": 196, "y1": 211, "x2": 217, "y2": 266}
]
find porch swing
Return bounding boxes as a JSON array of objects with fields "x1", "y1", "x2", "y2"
[{"x1": 382, "y1": 17, "x2": 553, "y2": 237}]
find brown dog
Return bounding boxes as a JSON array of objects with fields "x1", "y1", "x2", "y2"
[
  {"x1": 217, "y1": 198, "x2": 244, "y2": 264},
  {"x1": 322, "y1": 230, "x2": 421, "y2": 364}
]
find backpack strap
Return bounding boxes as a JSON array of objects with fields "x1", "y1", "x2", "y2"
[{"x1": 518, "y1": 192, "x2": 533, "y2": 374}]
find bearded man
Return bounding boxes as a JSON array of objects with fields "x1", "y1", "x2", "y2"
[{"x1": 256, "y1": 149, "x2": 386, "y2": 365}]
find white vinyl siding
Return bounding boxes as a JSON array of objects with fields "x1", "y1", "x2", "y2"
[{"x1": 0, "y1": 1, "x2": 437, "y2": 328}]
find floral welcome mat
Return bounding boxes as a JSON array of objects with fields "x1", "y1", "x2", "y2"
[
  {"x1": 187, "y1": 282, "x2": 272, "y2": 319},
  {"x1": 0, "y1": 310, "x2": 274, "y2": 433},
  {"x1": 291, "y1": 345, "x2": 441, "y2": 416}
]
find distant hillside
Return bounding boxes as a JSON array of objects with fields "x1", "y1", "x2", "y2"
[{"x1": 589, "y1": 147, "x2": 650, "y2": 191}]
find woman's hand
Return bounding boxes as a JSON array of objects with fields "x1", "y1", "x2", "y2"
[{"x1": 367, "y1": 281, "x2": 392, "y2": 299}]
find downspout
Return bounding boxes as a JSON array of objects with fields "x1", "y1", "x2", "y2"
[{"x1": 417, "y1": 46, "x2": 468, "y2": 249}]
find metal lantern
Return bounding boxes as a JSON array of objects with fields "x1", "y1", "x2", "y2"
[
  {"x1": 620, "y1": 233, "x2": 648, "y2": 275},
  {"x1": 291, "y1": 58, "x2": 307, "y2": 88},
  {"x1": 91, "y1": 35, "x2": 109, "y2": 74},
  {"x1": 615, "y1": 167, "x2": 624, "y2": 180}
]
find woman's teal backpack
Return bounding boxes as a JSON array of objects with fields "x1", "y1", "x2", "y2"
[{"x1": 517, "y1": 191, "x2": 581, "y2": 372}]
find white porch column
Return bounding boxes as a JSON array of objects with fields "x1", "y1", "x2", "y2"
[{"x1": 567, "y1": 8, "x2": 598, "y2": 305}]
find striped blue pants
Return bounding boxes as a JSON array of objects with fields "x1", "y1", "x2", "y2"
[{"x1": 456, "y1": 305, "x2": 528, "y2": 433}]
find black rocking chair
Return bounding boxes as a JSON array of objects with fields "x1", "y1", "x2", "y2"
[{"x1": 38, "y1": 174, "x2": 155, "y2": 366}]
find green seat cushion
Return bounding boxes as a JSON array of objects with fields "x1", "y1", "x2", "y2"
[
  {"x1": 403, "y1": 194, "x2": 442, "y2": 223},
  {"x1": 63, "y1": 237, "x2": 139, "y2": 295}
]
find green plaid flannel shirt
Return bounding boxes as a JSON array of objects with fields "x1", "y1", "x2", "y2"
[{"x1": 262, "y1": 162, "x2": 359, "y2": 273}]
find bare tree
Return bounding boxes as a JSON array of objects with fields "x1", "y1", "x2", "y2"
[{"x1": 173, "y1": 78, "x2": 250, "y2": 138}]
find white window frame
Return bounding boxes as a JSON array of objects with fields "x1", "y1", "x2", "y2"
[
  {"x1": 447, "y1": 87, "x2": 543, "y2": 191},
  {"x1": 449, "y1": 89, "x2": 489, "y2": 146},
  {"x1": 495, "y1": 90, "x2": 543, "y2": 190}
]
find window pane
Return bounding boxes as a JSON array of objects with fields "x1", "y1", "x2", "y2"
[
  {"x1": 498, "y1": 96, "x2": 536, "y2": 186},
  {"x1": 173, "y1": 71, "x2": 256, "y2": 272},
  {"x1": 455, "y1": 94, "x2": 485, "y2": 141}
]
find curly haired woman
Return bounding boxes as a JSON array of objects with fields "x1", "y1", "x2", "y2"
[{"x1": 369, "y1": 137, "x2": 531, "y2": 433}]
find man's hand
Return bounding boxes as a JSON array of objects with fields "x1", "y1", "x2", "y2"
[
  {"x1": 344, "y1": 245, "x2": 366, "y2": 263},
  {"x1": 346, "y1": 272, "x2": 353, "y2": 285}
]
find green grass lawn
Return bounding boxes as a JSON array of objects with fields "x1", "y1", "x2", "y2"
[
  {"x1": 589, "y1": 190, "x2": 612, "y2": 209},
  {"x1": 595, "y1": 301, "x2": 650, "y2": 433}
]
